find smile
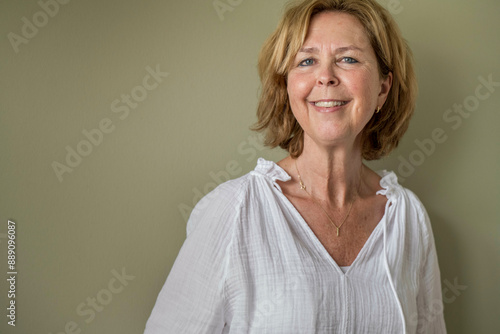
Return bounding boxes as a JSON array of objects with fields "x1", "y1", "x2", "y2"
[{"x1": 312, "y1": 100, "x2": 349, "y2": 108}]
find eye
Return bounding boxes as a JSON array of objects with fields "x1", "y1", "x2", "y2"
[
  {"x1": 298, "y1": 58, "x2": 315, "y2": 67},
  {"x1": 341, "y1": 57, "x2": 358, "y2": 64}
]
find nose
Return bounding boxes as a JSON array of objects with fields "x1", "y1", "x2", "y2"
[{"x1": 317, "y1": 65, "x2": 338, "y2": 86}]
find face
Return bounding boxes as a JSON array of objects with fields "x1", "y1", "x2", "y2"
[{"x1": 287, "y1": 11, "x2": 392, "y2": 150}]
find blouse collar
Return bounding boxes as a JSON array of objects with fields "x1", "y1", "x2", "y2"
[
  {"x1": 253, "y1": 158, "x2": 291, "y2": 183},
  {"x1": 254, "y1": 158, "x2": 401, "y2": 199},
  {"x1": 376, "y1": 170, "x2": 401, "y2": 201}
]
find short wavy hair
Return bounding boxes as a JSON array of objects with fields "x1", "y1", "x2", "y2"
[{"x1": 252, "y1": 0, "x2": 417, "y2": 160}]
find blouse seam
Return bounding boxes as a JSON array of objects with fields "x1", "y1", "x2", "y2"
[
  {"x1": 220, "y1": 175, "x2": 251, "y2": 320},
  {"x1": 416, "y1": 203, "x2": 431, "y2": 279}
]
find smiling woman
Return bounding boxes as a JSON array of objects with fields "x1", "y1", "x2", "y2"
[
  {"x1": 286, "y1": 12, "x2": 393, "y2": 153},
  {"x1": 254, "y1": 0, "x2": 416, "y2": 161},
  {"x1": 144, "y1": 1, "x2": 446, "y2": 333}
]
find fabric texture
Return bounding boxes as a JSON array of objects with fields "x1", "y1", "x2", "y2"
[{"x1": 144, "y1": 158, "x2": 447, "y2": 334}]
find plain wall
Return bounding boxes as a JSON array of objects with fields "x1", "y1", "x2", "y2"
[{"x1": 1, "y1": 0, "x2": 499, "y2": 333}]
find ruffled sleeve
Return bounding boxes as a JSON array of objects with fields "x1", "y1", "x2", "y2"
[
  {"x1": 251, "y1": 158, "x2": 291, "y2": 192},
  {"x1": 376, "y1": 170, "x2": 401, "y2": 201},
  {"x1": 377, "y1": 170, "x2": 447, "y2": 333}
]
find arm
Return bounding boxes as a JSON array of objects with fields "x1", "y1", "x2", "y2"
[
  {"x1": 415, "y1": 208, "x2": 447, "y2": 334},
  {"x1": 144, "y1": 187, "x2": 238, "y2": 334}
]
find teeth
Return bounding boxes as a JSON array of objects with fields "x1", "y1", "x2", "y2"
[{"x1": 314, "y1": 101, "x2": 346, "y2": 107}]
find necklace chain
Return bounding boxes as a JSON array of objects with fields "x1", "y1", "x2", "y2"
[{"x1": 294, "y1": 160, "x2": 362, "y2": 237}]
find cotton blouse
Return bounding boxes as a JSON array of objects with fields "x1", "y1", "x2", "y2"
[{"x1": 144, "y1": 158, "x2": 446, "y2": 334}]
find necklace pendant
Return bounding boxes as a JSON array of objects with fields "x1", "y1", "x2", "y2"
[{"x1": 294, "y1": 159, "x2": 359, "y2": 239}]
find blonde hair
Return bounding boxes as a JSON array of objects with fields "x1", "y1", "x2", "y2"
[{"x1": 252, "y1": 0, "x2": 417, "y2": 160}]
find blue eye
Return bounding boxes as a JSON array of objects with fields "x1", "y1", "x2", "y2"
[
  {"x1": 299, "y1": 58, "x2": 315, "y2": 66},
  {"x1": 342, "y1": 57, "x2": 358, "y2": 64}
]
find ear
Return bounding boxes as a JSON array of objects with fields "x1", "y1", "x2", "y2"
[{"x1": 377, "y1": 72, "x2": 393, "y2": 107}]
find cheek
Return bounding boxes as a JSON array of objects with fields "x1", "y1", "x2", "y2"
[
  {"x1": 362, "y1": 70, "x2": 382, "y2": 96},
  {"x1": 287, "y1": 73, "x2": 312, "y2": 102},
  {"x1": 349, "y1": 72, "x2": 380, "y2": 104}
]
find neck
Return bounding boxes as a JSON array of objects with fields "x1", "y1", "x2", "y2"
[{"x1": 294, "y1": 137, "x2": 364, "y2": 208}]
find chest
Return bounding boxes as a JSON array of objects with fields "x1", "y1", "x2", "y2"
[{"x1": 286, "y1": 195, "x2": 387, "y2": 266}]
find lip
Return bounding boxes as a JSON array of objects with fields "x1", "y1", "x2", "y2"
[{"x1": 309, "y1": 99, "x2": 350, "y2": 112}]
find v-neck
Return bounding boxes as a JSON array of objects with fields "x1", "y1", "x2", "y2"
[
  {"x1": 254, "y1": 158, "x2": 396, "y2": 275},
  {"x1": 278, "y1": 191, "x2": 390, "y2": 275}
]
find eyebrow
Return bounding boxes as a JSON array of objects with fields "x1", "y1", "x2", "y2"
[{"x1": 298, "y1": 45, "x2": 364, "y2": 53}]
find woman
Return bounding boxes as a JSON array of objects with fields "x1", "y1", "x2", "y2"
[{"x1": 145, "y1": 0, "x2": 446, "y2": 333}]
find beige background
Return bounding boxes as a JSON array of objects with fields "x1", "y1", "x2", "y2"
[{"x1": 1, "y1": 0, "x2": 499, "y2": 333}]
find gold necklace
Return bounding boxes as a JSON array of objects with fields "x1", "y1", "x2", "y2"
[{"x1": 294, "y1": 160, "x2": 362, "y2": 237}]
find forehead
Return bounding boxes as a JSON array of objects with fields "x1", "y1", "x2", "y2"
[{"x1": 303, "y1": 11, "x2": 370, "y2": 48}]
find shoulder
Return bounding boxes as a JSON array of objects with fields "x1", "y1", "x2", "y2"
[
  {"x1": 379, "y1": 170, "x2": 435, "y2": 248},
  {"x1": 187, "y1": 158, "x2": 288, "y2": 235},
  {"x1": 186, "y1": 173, "x2": 250, "y2": 235},
  {"x1": 377, "y1": 170, "x2": 427, "y2": 215}
]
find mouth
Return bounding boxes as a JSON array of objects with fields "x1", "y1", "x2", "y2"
[
  {"x1": 309, "y1": 99, "x2": 350, "y2": 110},
  {"x1": 313, "y1": 100, "x2": 348, "y2": 107}
]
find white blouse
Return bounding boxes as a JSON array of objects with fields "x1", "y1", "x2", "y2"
[{"x1": 144, "y1": 158, "x2": 446, "y2": 334}]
